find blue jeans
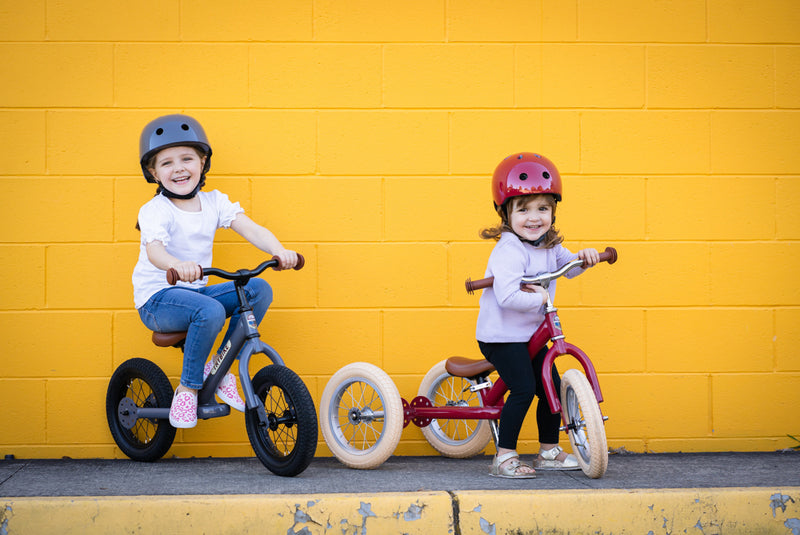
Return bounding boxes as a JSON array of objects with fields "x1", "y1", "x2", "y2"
[{"x1": 138, "y1": 279, "x2": 272, "y2": 390}]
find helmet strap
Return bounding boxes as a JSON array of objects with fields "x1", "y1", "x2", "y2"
[
  {"x1": 157, "y1": 175, "x2": 206, "y2": 200},
  {"x1": 529, "y1": 234, "x2": 547, "y2": 247}
]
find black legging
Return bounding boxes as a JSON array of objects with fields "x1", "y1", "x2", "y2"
[{"x1": 478, "y1": 341, "x2": 562, "y2": 450}]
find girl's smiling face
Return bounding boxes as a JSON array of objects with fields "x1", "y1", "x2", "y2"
[
  {"x1": 148, "y1": 146, "x2": 206, "y2": 197},
  {"x1": 508, "y1": 195, "x2": 553, "y2": 243}
]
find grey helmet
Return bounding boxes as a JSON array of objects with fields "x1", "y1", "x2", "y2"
[{"x1": 139, "y1": 114, "x2": 212, "y2": 183}]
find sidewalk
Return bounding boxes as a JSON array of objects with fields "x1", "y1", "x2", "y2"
[{"x1": 2, "y1": 452, "x2": 799, "y2": 534}]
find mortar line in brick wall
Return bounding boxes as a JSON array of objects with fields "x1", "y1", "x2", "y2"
[
  {"x1": 773, "y1": 176, "x2": 779, "y2": 238},
  {"x1": 15, "y1": 38, "x2": 796, "y2": 44},
  {"x1": 7, "y1": 239, "x2": 798, "y2": 247},
  {"x1": 313, "y1": 243, "x2": 320, "y2": 308},
  {"x1": 14, "y1": 172, "x2": 800, "y2": 179},
  {"x1": 707, "y1": 374, "x2": 716, "y2": 438},
  {"x1": 378, "y1": 176, "x2": 385, "y2": 240},
  {"x1": 443, "y1": 1, "x2": 448, "y2": 43},
  {"x1": 378, "y1": 309, "x2": 385, "y2": 369},
  {"x1": 312, "y1": 111, "x2": 320, "y2": 175},
  {"x1": 772, "y1": 46, "x2": 778, "y2": 110},
  {"x1": 12, "y1": 106, "x2": 798, "y2": 113},
  {"x1": 771, "y1": 309, "x2": 779, "y2": 372},
  {"x1": 379, "y1": 44, "x2": 386, "y2": 109},
  {"x1": 3, "y1": 305, "x2": 792, "y2": 314},
  {"x1": 643, "y1": 44, "x2": 650, "y2": 109}
]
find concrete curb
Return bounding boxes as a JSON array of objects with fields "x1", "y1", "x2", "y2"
[
  {"x1": 456, "y1": 487, "x2": 800, "y2": 534},
  {"x1": 3, "y1": 487, "x2": 799, "y2": 534}
]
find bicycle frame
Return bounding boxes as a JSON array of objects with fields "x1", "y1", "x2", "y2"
[
  {"x1": 403, "y1": 310, "x2": 603, "y2": 428},
  {"x1": 404, "y1": 260, "x2": 608, "y2": 428},
  {"x1": 132, "y1": 280, "x2": 285, "y2": 423}
]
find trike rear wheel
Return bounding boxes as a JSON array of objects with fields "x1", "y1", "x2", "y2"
[
  {"x1": 245, "y1": 365, "x2": 318, "y2": 477},
  {"x1": 106, "y1": 358, "x2": 176, "y2": 462},
  {"x1": 417, "y1": 360, "x2": 492, "y2": 458},
  {"x1": 560, "y1": 368, "x2": 608, "y2": 479},
  {"x1": 319, "y1": 362, "x2": 403, "y2": 469}
]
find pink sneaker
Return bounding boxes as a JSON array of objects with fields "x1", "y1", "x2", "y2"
[
  {"x1": 169, "y1": 389, "x2": 197, "y2": 428},
  {"x1": 204, "y1": 360, "x2": 246, "y2": 412}
]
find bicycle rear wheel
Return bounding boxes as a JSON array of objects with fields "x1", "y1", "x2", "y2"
[
  {"x1": 417, "y1": 360, "x2": 492, "y2": 458},
  {"x1": 319, "y1": 362, "x2": 403, "y2": 469},
  {"x1": 106, "y1": 358, "x2": 176, "y2": 462},
  {"x1": 245, "y1": 365, "x2": 317, "y2": 477},
  {"x1": 560, "y1": 368, "x2": 608, "y2": 478}
]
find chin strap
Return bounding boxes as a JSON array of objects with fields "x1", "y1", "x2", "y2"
[
  {"x1": 530, "y1": 234, "x2": 547, "y2": 247},
  {"x1": 157, "y1": 176, "x2": 206, "y2": 200},
  {"x1": 527, "y1": 215, "x2": 556, "y2": 246}
]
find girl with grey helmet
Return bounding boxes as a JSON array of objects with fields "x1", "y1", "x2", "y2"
[
  {"x1": 139, "y1": 114, "x2": 212, "y2": 199},
  {"x1": 133, "y1": 114, "x2": 299, "y2": 429}
]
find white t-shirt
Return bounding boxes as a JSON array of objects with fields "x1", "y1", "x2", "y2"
[{"x1": 132, "y1": 190, "x2": 244, "y2": 309}]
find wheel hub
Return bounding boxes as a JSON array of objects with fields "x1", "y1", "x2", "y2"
[
  {"x1": 349, "y1": 407, "x2": 375, "y2": 423},
  {"x1": 118, "y1": 397, "x2": 138, "y2": 429}
]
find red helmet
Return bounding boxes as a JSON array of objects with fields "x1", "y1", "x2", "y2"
[{"x1": 491, "y1": 152, "x2": 562, "y2": 207}]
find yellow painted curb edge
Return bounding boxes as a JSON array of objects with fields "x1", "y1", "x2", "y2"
[
  {"x1": 1, "y1": 492, "x2": 453, "y2": 535},
  {"x1": 3, "y1": 488, "x2": 799, "y2": 534},
  {"x1": 456, "y1": 487, "x2": 800, "y2": 535}
]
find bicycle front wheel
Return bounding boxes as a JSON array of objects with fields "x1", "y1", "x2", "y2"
[
  {"x1": 319, "y1": 362, "x2": 403, "y2": 469},
  {"x1": 417, "y1": 360, "x2": 492, "y2": 458},
  {"x1": 245, "y1": 365, "x2": 317, "y2": 477},
  {"x1": 560, "y1": 368, "x2": 608, "y2": 479}
]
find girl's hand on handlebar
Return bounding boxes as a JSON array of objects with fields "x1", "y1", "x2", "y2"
[
  {"x1": 578, "y1": 248, "x2": 600, "y2": 268},
  {"x1": 169, "y1": 260, "x2": 202, "y2": 282},
  {"x1": 522, "y1": 283, "x2": 549, "y2": 303},
  {"x1": 272, "y1": 249, "x2": 299, "y2": 270}
]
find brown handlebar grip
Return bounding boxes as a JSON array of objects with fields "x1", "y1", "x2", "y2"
[
  {"x1": 599, "y1": 247, "x2": 618, "y2": 264},
  {"x1": 166, "y1": 268, "x2": 178, "y2": 285},
  {"x1": 166, "y1": 266, "x2": 204, "y2": 285},
  {"x1": 272, "y1": 253, "x2": 305, "y2": 270},
  {"x1": 465, "y1": 276, "x2": 494, "y2": 294}
]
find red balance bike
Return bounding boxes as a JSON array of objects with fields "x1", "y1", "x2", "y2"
[{"x1": 319, "y1": 247, "x2": 617, "y2": 479}]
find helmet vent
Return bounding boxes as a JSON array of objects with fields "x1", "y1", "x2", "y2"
[
  {"x1": 181, "y1": 123, "x2": 190, "y2": 130},
  {"x1": 543, "y1": 172, "x2": 550, "y2": 179},
  {"x1": 155, "y1": 128, "x2": 164, "y2": 135},
  {"x1": 519, "y1": 173, "x2": 528, "y2": 180}
]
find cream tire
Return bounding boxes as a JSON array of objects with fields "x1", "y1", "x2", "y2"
[
  {"x1": 560, "y1": 368, "x2": 608, "y2": 478},
  {"x1": 319, "y1": 362, "x2": 403, "y2": 469},
  {"x1": 417, "y1": 360, "x2": 493, "y2": 458}
]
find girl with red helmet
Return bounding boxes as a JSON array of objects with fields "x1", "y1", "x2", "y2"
[
  {"x1": 477, "y1": 153, "x2": 600, "y2": 478},
  {"x1": 133, "y1": 114, "x2": 299, "y2": 429}
]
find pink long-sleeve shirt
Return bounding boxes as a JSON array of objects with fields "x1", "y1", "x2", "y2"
[{"x1": 476, "y1": 232, "x2": 584, "y2": 343}]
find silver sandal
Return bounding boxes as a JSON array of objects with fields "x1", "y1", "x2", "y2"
[
  {"x1": 534, "y1": 445, "x2": 580, "y2": 471},
  {"x1": 490, "y1": 451, "x2": 536, "y2": 479}
]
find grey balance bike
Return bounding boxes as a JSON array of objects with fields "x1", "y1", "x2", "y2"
[{"x1": 106, "y1": 256, "x2": 317, "y2": 477}]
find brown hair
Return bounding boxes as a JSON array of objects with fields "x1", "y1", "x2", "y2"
[{"x1": 479, "y1": 194, "x2": 564, "y2": 248}]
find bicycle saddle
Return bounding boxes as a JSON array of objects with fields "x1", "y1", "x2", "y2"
[
  {"x1": 152, "y1": 331, "x2": 187, "y2": 348},
  {"x1": 445, "y1": 356, "x2": 495, "y2": 378}
]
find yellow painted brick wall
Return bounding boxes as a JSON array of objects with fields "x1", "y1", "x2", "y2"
[{"x1": 1, "y1": 0, "x2": 798, "y2": 460}]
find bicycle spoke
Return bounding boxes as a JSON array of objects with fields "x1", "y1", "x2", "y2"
[{"x1": 335, "y1": 380, "x2": 387, "y2": 451}]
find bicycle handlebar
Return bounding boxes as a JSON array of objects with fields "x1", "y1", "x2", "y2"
[
  {"x1": 166, "y1": 254, "x2": 305, "y2": 286},
  {"x1": 465, "y1": 247, "x2": 617, "y2": 294}
]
